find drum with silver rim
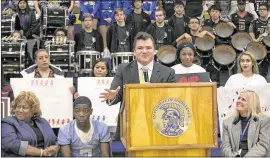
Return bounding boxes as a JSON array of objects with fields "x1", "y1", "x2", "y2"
[
  {"x1": 195, "y1": 34, "x2": 215, "y2": 54},
  {"x1": 45, "y1": 40, "x2": 75, "y2": 72},
  {"x1": 1, "y1": 14, "x2": 15, "y2": 36},
  {"x1": 202, "y1": 25, "x2": 214, "y2": 35},
  {"x1": 212, "y1": 45, "x2": 236, "y2": 74},
  {"x1": 157, "y1": 45, "x2": 177, "y2": 66},
  {"x1": 111, "y1": 52, "x2": 135, "y2": 73},
  {"x1": 1, "y1": 39, "x2": 27, "y2": 74},
  {"x1": 76, "y1": 51, "x2": 101, "y2": 73},
  {"x1": 214, "y1": 22, "x2": 234, "y2": 39},
  {"x1": 231, "y1": 32, "x2": 253, "y2": 51},
  {"x1": 246, "y1": 42, "x2": 267, "y2": 65}
]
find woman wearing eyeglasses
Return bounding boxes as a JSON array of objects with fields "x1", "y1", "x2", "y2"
[{"x1": 1, "y1": 91, "x2": 58, "y2": 157}]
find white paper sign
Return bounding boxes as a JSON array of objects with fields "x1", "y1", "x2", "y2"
[
  {"x1": 10, "y1": 78, "x2": 73, "y2": 128},
  {"x1": 78, "y1": 77, "x2": 120, "y2": 129},
  {"x1": 217, "y1": 84, "x2": 270, "y2": 138}
]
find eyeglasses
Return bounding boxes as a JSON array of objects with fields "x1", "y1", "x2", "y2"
[
  {"x1": 174, "y1": 5, "x2": 183, "y2": 9},
  {"x1": 15, "y1": 105, "x2": 30, "y2": 112},
  {"x1": 189, "y1": 21, "x2": 199, "y2": 24},
  {"x1": 259, "y1": 8, "x2": 268, "y2": 11},
  {"x1": 56, "y1": 34, "x2": 65, "y2": 37}
]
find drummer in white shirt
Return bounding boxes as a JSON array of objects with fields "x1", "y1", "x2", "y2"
[
  {"x1": 225, "y1": 51, "x2": 267, "y2": 87},
  {"x1": 171, "y1": 42, "x2": 206, "y2": 74}
]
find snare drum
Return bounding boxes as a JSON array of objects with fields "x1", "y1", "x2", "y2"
[
  {"x1": 1, "y1": 14, "x2": 15, "y2": 36},
  {"x1": 76, "y1": 51, "x2": 101, "y2": 73},
  {"x1": 157, "y1": 45, "x2": 177, "y2": 66},
  {"x1": 111, "y1": 52, "x2": 135, "y2": 73},
  {"x1": 212, "y1": 45, "x2": 236, "y2": 71},
  {"x1": 231, "y1": 32, "x2": 253, "y2": 51},
  {"x1": 46, "y1": 41, "x2": 75, "y2": 72},
  {"x1": 214, "y1": 22, "x2": 234, "y2": 39},
  {"x1": 195, "y1": 34, "x2": 215, "y2": 52},
  {"x1": 202, "y1": 26, "x2": 214, "y2": 34},
  {"x1": 1, "y1": 40, "x2": 26, "y2": 74},
  {"x1": 43, "y1": 6, "x2": 68, "y2": 28},
  {"x1": 246, "y1": 42, "x2": 267, "y2": 65}
]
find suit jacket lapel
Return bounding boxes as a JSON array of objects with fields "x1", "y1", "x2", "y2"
[
  {"x1": 130, "y1": 61, "x2": 140, "y2": 83},
  {"x1": 150, "y1": 62, "x2": 160, "y2": 83},
  {"x1": 35, "y1": 121, "x2": 49, "y2": 146},
  {"x1": 20, "y1": 121, "x2": 37, "y2": 145},
  {"x1": 247, "y1": 119, "x2": 258, "y2": 149},
  {"x1": 232, "y1": 121, "x2": 241, "y2": 151}
]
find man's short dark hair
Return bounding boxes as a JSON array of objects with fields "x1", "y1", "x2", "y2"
[
  {"x1": 259, "y1": 2, "x2": 269, "y2": 10},
  {"x1": 82, "y1": 13, "x2": 93, "y2": 21},
  {"x1": 155, "y1": 8, "x2": 166, "y2": 17},
  {"x1": 175, "y1": 0, "x2": 185, "y2": 7},
  {"x1": 54, "y1": 28, "x2": 67, "y2": 36},
  {"x1": 237, "y1": 0, "x2": 246, "y2": 4},
  {"x1": 188, "y1": 17, "x2": 200, "y2": 24},
  {"x1": 132, "y1": 0, "x2": 143, "y2": 7},
  {"x1": 209, "y1": 5, "x2": 221, "y2": 12},
  {"x1": 133, "y1": 32, "x2": 155, "y2": 49},
  {"x1": 114, "y1": 8, "x2": 124, "y2": 15}
]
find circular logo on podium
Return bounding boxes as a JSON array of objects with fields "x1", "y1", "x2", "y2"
[{"x1": 152, "y1": 98, "x2": 191, "y2": 137}]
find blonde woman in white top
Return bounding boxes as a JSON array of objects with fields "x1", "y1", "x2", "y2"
[{"x1": 225, "y1": 51, "x2": 267, "y2": 87}]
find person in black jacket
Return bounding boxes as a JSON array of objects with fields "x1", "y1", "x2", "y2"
[
  {"x1": 74, "y1": 13, "x2": 104, "y2": 53},
  {"x1": 15, "y1": 0, "x2": 39, "y2": 65},
  {"x1": 15, "y1": 0, "x2": 39, "y2": 39},
  {"x1": 161, "y1": 0, "x2": 175, "y2": 20},
  {"x1": 168, "y1": 0, "x2": 189, "y2": 40},
  {"x1": 107, "y1": 8, "x2": 134, "y2": 53},
  {"x1": 126, "y1": 0, "x2": 151, "y2": 37},
  {"x1": 146, "y1": 8, "x2": 175, "y2": 50}
]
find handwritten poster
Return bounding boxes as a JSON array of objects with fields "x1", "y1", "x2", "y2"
[
  {"x1": 78, "y1": 77, "x2": 120, "y2": 131},
  {"x1": 10, "y1": 78, "x2": 73, "y2": 128},
  {"x1": 217, "y1": 84, "x2": 270, "y2": 138}
]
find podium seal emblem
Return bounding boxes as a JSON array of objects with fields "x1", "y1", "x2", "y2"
[{"x1": 152, "y1": 98, "x2": 191, "y2": 137}]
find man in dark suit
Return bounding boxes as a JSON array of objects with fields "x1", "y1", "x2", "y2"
[{"x1": 99, "y1": 32, "x2": 176, "y2": 140}]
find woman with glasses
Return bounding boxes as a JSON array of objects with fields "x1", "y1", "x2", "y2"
[
  {"x1": 1, "y1": 91, "x2": 58, "y2": 157},
  {"x1": 57, "y1": 96, "x2": 111, "y2": 157}
]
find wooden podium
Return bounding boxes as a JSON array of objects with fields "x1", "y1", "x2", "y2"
[{"x1": 120, "y1": 83, "x2": 217, "y2": 156}]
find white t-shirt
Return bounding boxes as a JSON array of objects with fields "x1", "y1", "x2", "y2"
[
  {"x1": 171, "y1": 64, "x2": 206, "y2": 74},
  {"x1": 225, "y1": 73, "x2": 267, "y2": 87}
]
